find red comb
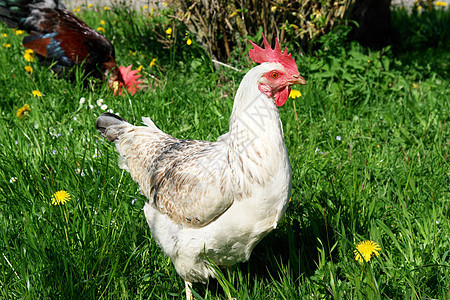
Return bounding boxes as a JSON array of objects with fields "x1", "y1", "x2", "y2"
[
  {"x1": 118, "y1": 65, "x2": 143, "y2": 96},
  {"x1": 249, "y1": 34, "x2": 299, "y2": 75}
]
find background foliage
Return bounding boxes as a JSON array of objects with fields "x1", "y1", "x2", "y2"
[{"x1": 172, "y1": 0, "x2": 356, "y2": 60}]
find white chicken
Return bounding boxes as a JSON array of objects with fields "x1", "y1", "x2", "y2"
[{"x1": 96, "y1": 35, "x2": 306, "y2": 299}]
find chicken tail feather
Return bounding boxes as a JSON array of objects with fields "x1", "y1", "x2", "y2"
[{"x1": 96, "y1": 112, "x2": 129, "y2": 142}]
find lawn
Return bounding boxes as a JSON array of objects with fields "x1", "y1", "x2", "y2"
[{"x1": 0, "y1": 3, "x2": 448, "y2": 299}]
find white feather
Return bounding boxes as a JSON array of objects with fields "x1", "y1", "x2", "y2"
[{"x1": 112, "y1": 62, "x2": 292, "y2": 283}]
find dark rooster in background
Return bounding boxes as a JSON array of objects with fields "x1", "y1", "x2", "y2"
[{"x1": 0, "y1": 0, "x2": 142, "y2": 95}]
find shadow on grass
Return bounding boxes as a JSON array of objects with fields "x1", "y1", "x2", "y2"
[{"x1": 389, "y1": 5, "x2": 449, "y2": 79}]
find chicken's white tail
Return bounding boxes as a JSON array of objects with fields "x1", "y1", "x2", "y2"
[{"x1": 96, "y1": 112, "x2": 129, "y2": 142}]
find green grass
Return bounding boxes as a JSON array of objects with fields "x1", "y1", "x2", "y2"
[{"x1": 0, "y1": 3, "x2": 449, "y2": 299}]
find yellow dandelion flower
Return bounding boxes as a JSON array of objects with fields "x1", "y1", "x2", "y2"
[
  {"x1": 97, "y1": 27, "x2": 105, "y2": 33},
  {"x1": 354, "y1": 240, "x2": 381, "y2": 263},
  {"x1": 143, "y1": 5, "x2": 148, "y2": 9},
  {"x1": 24, "y1": 65, "x2": 33, "y2": 74},
  {"x1": 150, "y1": 58, "x2": 156, "y2": 68},
  {"x1": 104, "y1": 6, "x2": 109, "y2": 10},
  {"x1": 15, "y1": 30, "x2": 24, "y2": 35},
  {"x1": 313, "y1": 11, "x2": 322, "y2": 19},
  {"x1": 137, "y1": 65, "x2": 143, "y2": 72},
  {"x1": 435, "y1": 1, "x2": 447, "y2": 6},
  {"x1": 16, "y1": 104, "x2": 30, "y2": 119},
  {"x1": 51, "y1": 190, "x2": 71, "y2": 205},
  {"x1": 129, "y1": 50, "x2": 137, "y2": 56},
  {"x1": 412, "y1": 83, "x2": 419, "y2": 88},
  {"x1": 76, "y1": 7, "x2": 80, "y2": 12},
  {"x1": 166, "y1": 27, "x2": 172, "y2": 35},
  {"x1": 186, "y1": 38, "x2": 192, "y2": 45},
  {"x1": 289, "y1": 89, "x2": 302, "y2": 99},
  {"x1": 32, "y1": 90, "x2": 42, "y2": 97},
  {"x1": 24, "y1": 49, "x2": 34, "y2": 62},
  {"x1": 229, "y1": 10, "x2": 239, "y2": 18},
  {"x1": 100, "y1": 20, "x2": 105, "y2": 25},
  {"x1": 3, "y1": 43, "x2": 11, "y2": 48},
  {"x1": 271, "y1": 6, "x2": 277, "y2": 12},
  {"x1": 417, "y1": 5, "x2": 422, "y2": 10},
  {"x1": 163, "y1": 2, "x2": 168, "y2": 6},
  {"x1": 2, "y1": 33, "x2": 7, "y2": 37},
  {"x1": 88, "y1": 3, "x2": 93, "y2": 8}
]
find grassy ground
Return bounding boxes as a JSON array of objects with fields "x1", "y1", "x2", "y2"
[{"x1": 0, "y1": 3, "x2": 449, "y2": 299}]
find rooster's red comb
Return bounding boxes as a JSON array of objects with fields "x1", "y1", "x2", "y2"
[
  {"x1": 118, "y1": 65, "x2": 142, "y2": 96},
  {"x1": 249, "y1": 34, "x2": 299, "y2": 75}
]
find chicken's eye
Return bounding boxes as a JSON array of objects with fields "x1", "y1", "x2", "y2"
[{"x1": 270, "y1": 72, "x2": 279, "y2": 79}]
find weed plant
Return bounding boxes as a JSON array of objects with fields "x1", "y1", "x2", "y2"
[{"x1": 0, "y1": 3, "x2": 448, "y2": 299}]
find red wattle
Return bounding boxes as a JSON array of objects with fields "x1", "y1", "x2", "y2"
[{"x1": 276, "y1": 86, "x2": 290, "y2": 107}]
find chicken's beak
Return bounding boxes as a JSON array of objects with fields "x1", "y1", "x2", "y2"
[
  {"x1": 112, "y1": 81, "x2": 120, "y2": 95},
  {"x1": 289, "y1": 74, "x2": 306, "y2": 85}
]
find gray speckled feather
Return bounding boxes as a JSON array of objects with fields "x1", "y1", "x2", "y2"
[{"x1": 96, "y1": 112, "x2": 234, "y2": 228}]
